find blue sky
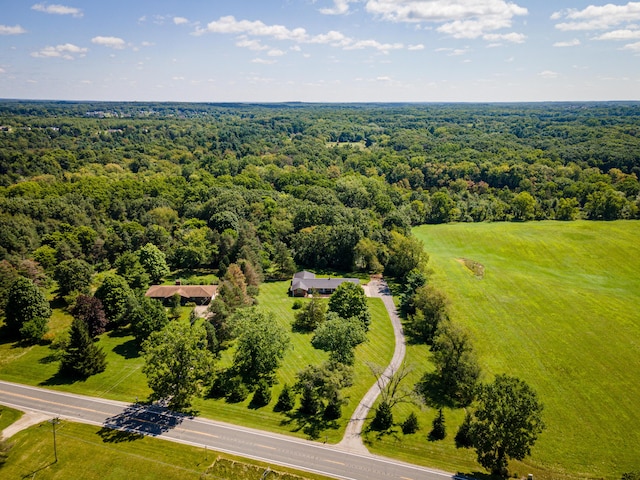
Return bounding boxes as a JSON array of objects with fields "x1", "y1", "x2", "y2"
[{"x1": 1, "y1": 1, "x2": 639, "y2": 102}]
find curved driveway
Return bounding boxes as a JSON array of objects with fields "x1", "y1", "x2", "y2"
[{"x1": 339, "y1": 278, "x2": 406, "y2": 452}]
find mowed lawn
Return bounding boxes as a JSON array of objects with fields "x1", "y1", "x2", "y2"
[
  {"x1": 409, "y1": 220, "x2": 640, "y2": 479},
  {"x1": 1, "y1": 420, "x2": 332, "y2": 480},
  {"x1": 0, "y1": 280, "x2": 394, "y2": 444}
]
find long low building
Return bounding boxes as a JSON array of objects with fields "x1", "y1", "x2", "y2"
[
  {"x1": 145, "y1": 284, "x2": 217, "y2": 305},
  {"x1": 289, "y1": 271, "x2": 359, "y2": 297}
]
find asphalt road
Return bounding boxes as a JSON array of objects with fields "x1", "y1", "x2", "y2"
[{"x1": 0, "y1": 380, "x2": 455, "y2": 480}]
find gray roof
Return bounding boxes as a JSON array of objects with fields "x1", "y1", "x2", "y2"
[
  {"x1": 290, "y1": 276, "x2": 359, "y2": 292},
  {"x1": 293, "y1": 271, "x2": 316, "y2": 279}
]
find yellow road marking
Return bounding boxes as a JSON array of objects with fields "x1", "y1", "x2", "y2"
[
  {"x1": 324, "y1": 459, "x2": 345, "y2": 466},
  {"x1": 256, "y1": 444, "x2": 277, "y2": 450}
]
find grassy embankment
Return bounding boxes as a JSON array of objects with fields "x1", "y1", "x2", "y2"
[
  {"x1": 364, "y1": 220, "x2": 640, "y2": 480},
  {"x1": 0, "y1": 280, "x2": 394, "y2": 444},
  {"x1": 0, "y1": 419, "x2": 333, "y2": 480}
]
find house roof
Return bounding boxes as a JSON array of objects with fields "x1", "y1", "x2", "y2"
[
  {"x1": 145, "y1": 285, "x2": 217, "y2": 299},
  {"x1": 293, "y1": 270, "x2": 316, "y2": 279},
  {"x1": 290, "y1": 277, "x2": 359, "y2": 292}
]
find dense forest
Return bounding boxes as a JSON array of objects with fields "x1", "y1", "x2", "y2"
[{"x1": 1, "y1": 101, "x2": 639, "y2": 282}]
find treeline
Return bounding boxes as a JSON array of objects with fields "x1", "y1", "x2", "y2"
[{"x1": 1, "y1": 102, "x2": 639, "y2": 279}]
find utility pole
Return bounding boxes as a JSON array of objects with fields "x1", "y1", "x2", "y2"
[{"x1": 49, "y1": 417, "x2": 60, "y2": 463}]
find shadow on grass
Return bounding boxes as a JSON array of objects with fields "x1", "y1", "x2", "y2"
[
  {"x1": 98, "y1": 403, "x2": 194, "y2": 443},
  {"x1": 22, "y1": 460, "x2": 57, "y2": 479},
  {"x1": 280, "y1": 408, "x2": 339, "y2": 440},
  {"x1": 39, "y1": 370, "x2": 77, "y2": 386},
  {"x1": 107, "y1": 328, "x2": 132, "y2": 338},
  {"x1": 112, "y1": 339, "x2": 140, "y2": 359}
]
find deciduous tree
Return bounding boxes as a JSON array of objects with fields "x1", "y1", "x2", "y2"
[
  {"x1": 292, "y1": 297, "x2": 327, "y2": 332},
  {"x1": 232, "y1": 308, "x2": 290, "y2": 385},
  {"x1": 71, "y1": 295, "x2": 108, "y2": 338},
  {"x1": 328, "y1": 282, "x2": 370, "y2": 329},
  {"x1": 4, "y1": 277, "x2": 51, "y2": 343},
  {"x1": 311, "y1": 312, "x2": 366, "y2": 365},
  {"x1": 54, "y1": 258, "x2": 93, "y2": 297},
  {"x1": 142, "y1": 321, "x2": 214, "y2": 410},
  {"x1": 469, "y1": 375, "x2": 545, "y2": 477},
  {"x1": 138, "y1": 243, "x2": 170, "y2": 284}
]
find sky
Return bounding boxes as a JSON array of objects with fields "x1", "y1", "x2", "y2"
[{"x1": 1, "y1": 0, "x2": 640, "y2": 102}]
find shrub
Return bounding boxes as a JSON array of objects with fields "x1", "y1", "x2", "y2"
[
  {"x1": 292, "y1": 299, "x2": 303, "y2": 310},
  {"x1": 455, "y1": 411, "x2": 474, "y2": 448}
]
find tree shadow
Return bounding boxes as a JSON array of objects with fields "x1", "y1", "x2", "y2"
[
  {"x1": 39, "y1": 370, "x2": 77, "y2": 386},
  {"x1": 280, "y1": 408, "x2": 339, "y2": 440},
  {"x1": 107, "y1": 328, "x2": 132, "y2": 338},
  {"x1": 38, "y1": 352, "x2": 61, "y2": 364},
  {"x1": 97, "y1": 403, "x2": 193, "y2": 443},
  {"x1": 454, "y1": 471, "x2": 493, "y2": 480},
  {"x1": 112, "y1": 339, "x2": 140, "y2": 359}
]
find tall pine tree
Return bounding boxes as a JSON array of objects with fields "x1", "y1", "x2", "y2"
[{"x1": 60, "y1": 317, "x2": 107, "y2": 378}]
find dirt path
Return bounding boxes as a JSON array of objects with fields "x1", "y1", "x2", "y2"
[{"x1": 337, "y1": 278, "x2": 406, "y2": 453}]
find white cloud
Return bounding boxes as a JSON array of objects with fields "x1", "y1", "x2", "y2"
[
  {"x1": 344, "y1": 39, "x2": 404, "y2": 53},
  {"x1": 0, "y1": 68, "x2": 5, "y2": 74},
  {"x1": 0, "y1": 25, "x2": 27, "y2": 35},
  {"x1": 267, "y1": 49, "x2": 285, "y2": 56},
  {"x1": 197, "y1": 16, "x2": 413, "y2": 53},
  {"x1": 251, "y1": 58, "x2": 276, "y2": 64},
  {"x1": 172, "y1": 76, "x2": 185, "y2": 80},
  {"x1": 554, "y1": 38, "x2": 581, "y2": 47},
  {"x1": 553, "y1": 2, "x2": 640, "y2": 31},
  {"x1": 31, "y1": 43, "x2": 87, "y2": 60},
  {"x1": 594, "y1": 29, "x2": 640, "y2": 40},
  {"x1": 236, "y1": 37, "x2": 269, "y2": 51},
  {"x1": 408, "y1": 44, "x2": 425, "y2": 50},
  {"x1": 31, "y1": 3, "x2": 83, "y2": 18},
  {"x1": 365, "y1": 0, "x2": 527, "y2": 41},
  {"x1": 622, "y1": 41, "x2": 640, "y2": 51},
  {"x1": 173, "y1": 17, "x2": 189, "y2": 25},
  {"x1": 483, "y1": 32, "x2": 526, "y2": 43},
  {"x1": 141, "y1": 41, "x2": 155, "y2": 47},
  {"x1": 91, "y1": 36, "x2": 126, "y2": 49},
  {"x1": 538, "y1": 70, "x2": 559, "y2": 78},
  {"x1": 320, "y1": 0, "x2": 357, "y2": 15}
]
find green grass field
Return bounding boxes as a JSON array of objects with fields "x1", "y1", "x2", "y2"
[
  {"x1": 0, "y1": 280, "x2": 394, "y2": 444},
  {"x1": 366, "y1": 220, "x2": 639, "y2": 480},
  {"x1": 0, "y1": 420, "x2": 332, "y2": 480}
]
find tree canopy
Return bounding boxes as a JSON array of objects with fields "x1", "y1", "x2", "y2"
[
  {"x1": 142, "y1": 321, "x2": 215, "y2": 410},
  {"x1": 4, "y1": 276, "x2": 51, "y2": 343},
  {"x1": 469, "y1": 375, "x2": 545, "y2": 477}
]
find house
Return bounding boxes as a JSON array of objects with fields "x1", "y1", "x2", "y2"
[
  {"x1": 289, "y1": 271, "x2": 360, "y2": 297},
  {"x1": 145, "y1": 284, "x2": 217, "y2": 305}
]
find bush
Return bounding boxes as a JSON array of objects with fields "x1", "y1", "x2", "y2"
[
  {"x1": 402, "y1": 412, "x2": 420, "y2": 434},
  {"x1": 292, "y1": 299, "x2": 303, "y2": 310}
]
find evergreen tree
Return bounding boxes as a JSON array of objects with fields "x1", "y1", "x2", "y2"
[
  {"x1": 251, "y1": 379, "x2": 272, "y2": 408},
  {"x1": 274, "y1": 383, "x2": 295, "y2": 412},
  {"x1": 402, "y1": 412, "x2": 420, "y2": 435},
  {"x1": 455, "y1": 411, "x2": 474, "y2": 449},
  {"x1": 60, "y1": 316, "x2": 107, "y2": 378},
  {"x1": 371, "y1": 400, "x2": 394, "y2": 431},
  {"x1": 429, "y1": 408, "x2": 446, "y2": 441}
]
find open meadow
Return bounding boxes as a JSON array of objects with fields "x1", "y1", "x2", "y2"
[{"x1": 372, "y1": 220, "x2": 640, "y2": 480}]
